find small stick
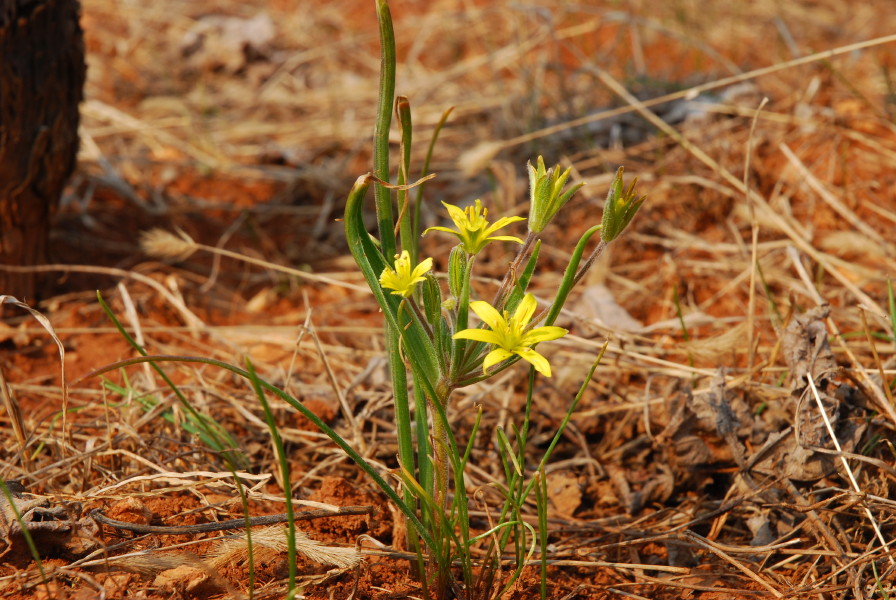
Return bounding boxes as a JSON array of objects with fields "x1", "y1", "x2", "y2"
[{"x1": 91, "y1": 505, "x2": 374, "y2": 536}]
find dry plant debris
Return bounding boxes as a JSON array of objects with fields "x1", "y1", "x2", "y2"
[{"x1": 1, "y1": 0, "x2": 896, "y2": 598}]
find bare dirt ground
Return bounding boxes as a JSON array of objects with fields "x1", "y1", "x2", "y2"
[{"x1": 2, "y1": 0, "x2": 896, "y2": 598}]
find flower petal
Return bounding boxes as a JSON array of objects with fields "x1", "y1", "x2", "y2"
[
  {"x1": 522, "y1": 326, "x2": 568, "y2": 344},
  {"x1": 482, "y1": 348, "x2": 514, "y2": 373},
  {"x1": 513, "y1": 294, "x2": 538, "y2": 326},
  {"x1": 379, "y1": 272, "x2": 402, "y2": 292},
  {"x1": 486, "y1": 215, "x2": 526, "y2": 232},
  {"x1": 468, "y1": 300, "x2": 505, "y2": 332},
  {"x1": 410, "y1": 257, "x2": 434, "y2": 279},
  {"x1": 484, "y1": 235, "x2": 524, "y2": 244},
  {"x1": 442, "y1": 202, "x2": 468, "y2": 228},
  {"x1": 453, "y1": 328, "x2": 501, "y2": 344},
  {"x1": 423, "y1": 225, "x2": 461, "y2": 237},
  {"x1": 515, "y1": 347, "x2": 552, "y2": 377}
]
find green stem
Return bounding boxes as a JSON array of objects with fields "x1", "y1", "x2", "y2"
[
  {"x1": 396, "y1": 96, "x2": 414, "y2": 262},
  {"x1": 450, "y1": 253, "x2": 476, "y2": 380},
  {"x1": 492, "y1": 231, "x2": 539, "y2": 309},
  {"x1": 542, "y1": 225, "x2": 602, "y2": 327},
  {"x1": 415, "y1": 107, "x2": 454, "y2": 240},
  {"x1": 431, "y1": 380, "x2": 453, "y2": 517},
  {"x1": 374, "y1": 0, "x2": 397, "y2": 258}
]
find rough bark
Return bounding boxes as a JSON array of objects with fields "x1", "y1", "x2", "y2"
[{"x1": 0, "y1": 0, "x2": 85, "y2": 300}]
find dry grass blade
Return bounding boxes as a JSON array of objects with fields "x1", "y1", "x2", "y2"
[
  {"x1": 0, "y1": 296, "x2": 68, "y2": 451},
  {"x1": 806, "y1": 374, "x2": 894, "y2": 565},
  {"x1": 210, "y1": 525, "x2": 360, "y2": 570},
  {"x1": 683, "y1": 532, "x2": 785, "y2": 598},
  {"x1": 140, "y1": 228, "x2": 369, "y2": 292}
]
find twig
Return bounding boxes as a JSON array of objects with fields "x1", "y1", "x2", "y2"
[{"x1": 91, "y1": 505, "x2": 374, "y2": 535}]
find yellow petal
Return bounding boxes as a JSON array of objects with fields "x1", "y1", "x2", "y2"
[
  {"x1": 513, "y1": 294, "x2": 538, "y2": 326},
  {"x1": 484, "y1": 235, "x2": 524, "y2": 244},
  {"x1": 522, "y1": 326, "x2": 567, "y2": 344},
  {"x1": 442, "y1": 202, "x2": 468, "y2": 228},
  {"x1": 453, "y1": 328, "x2": 501, "y2": 344},
  {"x1": 483, "y1": 348, "x2": 514, "y2": 373},
  {"x1": 468, "y1": 300, "x2": 504, "y2": 331},
  {"x1": 485, "y1": 216, "x2": 526, "y2": 235},
  {"x1": 411, "y1": 257, "x2": 434, "y2": 279},
  {"x1": 515, "y1": 347, "x2": 552, "y2": 377},
  {"x1": 423, "y1": 225, "x2": 461, "y2": 237}
]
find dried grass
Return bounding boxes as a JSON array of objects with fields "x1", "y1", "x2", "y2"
[{"x1": 2, "y1": 0, "x2": 896, "y2": 597}]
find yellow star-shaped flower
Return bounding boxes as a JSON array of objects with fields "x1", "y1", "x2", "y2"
[
  {"x1": 424, "y1": 199, "x2": 524, "y2": 255},
  {"x1": 379, "y1": 251, "x2": 433, "y2": 298},
  {"x1": 453, "y1": 293, "x2": 567, "y2": 377}
]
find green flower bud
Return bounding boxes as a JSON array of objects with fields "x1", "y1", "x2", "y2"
[
  {"x1": 448, "y1": 246, "x2": 467, "y2": 298},
  {"x1": 601, "y1": 166, "x2": 646, "y2": 242},
  {"x1": 528, "y1": 156, "x2": 585, "y2": 234},
  {"x1": 422, "y1": 274, "x2": 442, "y2": 327}
]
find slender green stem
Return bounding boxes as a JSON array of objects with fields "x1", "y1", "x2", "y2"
[
  {"x1": 571, "y1": 238, "x2": 606, "y2": 288},
  {"x1": 431, "y1": 381, "x2": 452, "y2": 518},
  {"x1": 537, "y1": 466, "x2": 548, "y2": 600},
  {"x1": 396, "y1": 96, "x2": 415, "y2": 262},
  {"x1": 401, "y1": 296, "x2": 433, "y2": 340},
  {"x1": 542, "y1": 224, "x2": 602, "y2": 327},
  {"x1": 450, "y1": 253, "x2": 476, "y2": 381},
  {"x1": 247, "y1": 359, "x2": 292, "y2": 594},
  {"x1": 415, "y1": 107, "x2": 454, "y2": 239},
  {"x1": 492, "y1": 231, "x2": 539, "y2": 309},
  {"x1": 388, "y1": 331, "x2": 417, "y2": 506},
  {"x1": 374, "y1": 0, "x2": 397, "y2": 258}
]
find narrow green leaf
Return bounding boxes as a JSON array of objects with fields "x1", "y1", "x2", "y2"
[{"x1": 544, "y1": 225, "x2": 601, "y2": 326}]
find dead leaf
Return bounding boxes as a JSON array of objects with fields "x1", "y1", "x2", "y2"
[
  {"x1": 749, "y1": 305, "x2": 867, "y2": 481},
  {"x1": 154, "y1": 564, "x2": 213, "y2": 594},
  {"x1": 572, "y1": 284, "x2": 643, "y2": 336},
  {"x1": 0, "y1": 482, "x2": 80, "y2": 559},
  {"x1": 546, "y1": 473, "x2": 582, "y2": 518},
  {"x1": 180, "y1": 13, "x2": 275, "y2": 73},
  {"x1": 780, "y1": 306, "x2": 837, "y2": 393}
]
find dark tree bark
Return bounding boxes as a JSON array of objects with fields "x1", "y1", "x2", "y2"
[{"x1": 0, "y1": 0, "x2": 85, "y2": 301}]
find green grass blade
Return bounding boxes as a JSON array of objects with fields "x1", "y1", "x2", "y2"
[
  {"x1": 245, "y1": 357, "x2": 295, "y2": 593},
  {"x1": 0, "y1": 481, "x2": 49, "y2": 592},
  {"x1": 81, "y1": 353, "x2": 435, "y2": 550},
  {"x1": 544, "y1": 225, "x2": 601, "y2": 326},
  {"x1": 522, "y1": 343, "x2": 607, "y2": 502},
  {"x1": 536, "y1": 466, "x2": 548, "y2": 600},
  {"x1": 96, "y1": 291, "x2": 247, "y2": 468},
  {"x1": 888, "y1": 277, "x2": 896, "y2": 344},
  {"x1": 414, "y1": 107, "x2": 454, "y2": 238},
  {"x1": 459, "y1": 404, "x2": 483, "y2": 471}
]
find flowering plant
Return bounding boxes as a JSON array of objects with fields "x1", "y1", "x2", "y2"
[
  {"x1": 346, "y1": 144, "x2": 642, "y2": 596},
  {"x1": 338, "y1": 2, "x2": 645, "y2": 597}
]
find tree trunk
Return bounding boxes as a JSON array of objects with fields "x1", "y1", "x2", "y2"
[{"x1": 0, "y1": 0, "x2": 85, "y2": 301}]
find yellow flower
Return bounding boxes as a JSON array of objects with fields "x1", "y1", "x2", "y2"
[
  {"x1": 424, "y1": 199, "x2": 524, "y2": 255},
  {"x1": 379, "y1": 251, "x2": 433, "y2": 298},
  {"x1": 453, "y1": 293, "x2": 567, "y2": 377}
]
